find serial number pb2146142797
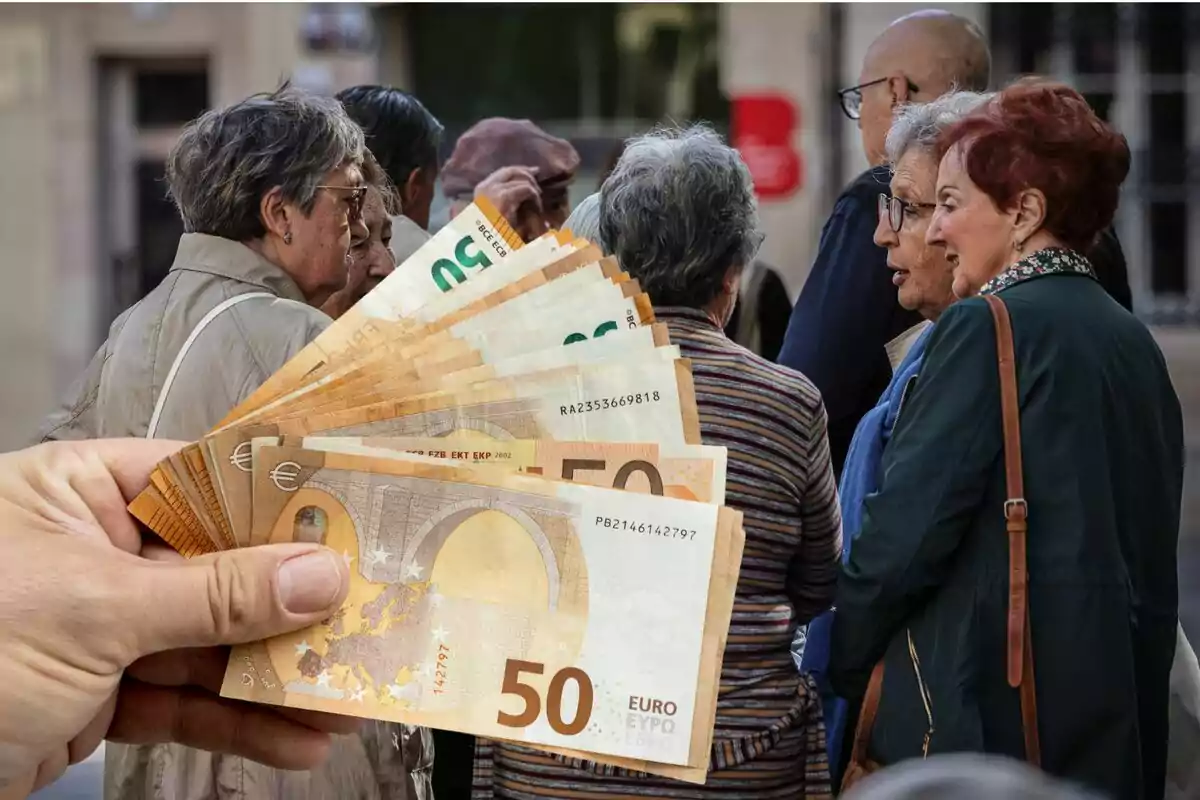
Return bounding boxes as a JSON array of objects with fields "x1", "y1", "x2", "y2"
[{"x1": 594, "y1": 516, "x2": 698, "y2": 541}]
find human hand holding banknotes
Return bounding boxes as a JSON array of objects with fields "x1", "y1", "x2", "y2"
[
  {"x1": 129, "y1": 197, "x2": 745, "y2": 783},
  {"x1": 0, "y1": 439, "x2": 360, "y2": 798}
]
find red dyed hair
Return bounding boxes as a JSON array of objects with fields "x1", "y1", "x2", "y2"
[{"x1": 937, "y1": 80, "x2": 1131, "y2": 252}]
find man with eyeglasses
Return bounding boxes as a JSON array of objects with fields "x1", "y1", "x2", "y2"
[{"x1": 776, "y1": 10, "x2": 992, "y2": 478}]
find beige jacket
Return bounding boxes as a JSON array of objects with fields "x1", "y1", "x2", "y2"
[
  {"x1": 389, "y1": 213, "x2": 432, "y2": 266},
  {"x1": 37, "y1": 233, "x2": 434, "y2": 800}
]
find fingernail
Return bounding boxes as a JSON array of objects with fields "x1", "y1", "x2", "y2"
[{"x1": 278, "y1": 549, "x2": 343, "y2": 614}]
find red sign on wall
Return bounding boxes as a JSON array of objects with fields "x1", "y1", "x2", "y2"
[{"x1": 731, "y1": 94, "x2": 803, "y2": 201}]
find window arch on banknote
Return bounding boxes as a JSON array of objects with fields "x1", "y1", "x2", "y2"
[
  {"x1": 250, "y1": 470, "x2": 596, "y2": 707},
  {"x1": 403, "y1": 498, "x2": 563, "y2": 609}
]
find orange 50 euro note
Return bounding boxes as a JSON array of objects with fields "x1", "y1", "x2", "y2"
[{"x1": 222, "y1": 448, "x2": 743, "y2": 780}]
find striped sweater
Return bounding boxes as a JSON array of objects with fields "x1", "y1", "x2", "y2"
[{"x1": 474, "y1": 307, "x2": 842, "y2": 799}]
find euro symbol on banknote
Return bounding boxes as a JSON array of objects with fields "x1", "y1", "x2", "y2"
[
  {"x1": 269, "y1": 461, "x2": 302, "y2": 492},
  {"x1": 230, "y1": 441, "x2": 254, "y2": 473}
]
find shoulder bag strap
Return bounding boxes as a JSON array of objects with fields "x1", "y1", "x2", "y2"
[
  {"x1": 982, "y1": 293, "x2": 1042, "y2": 767},
  {"x1": 848, "y1": 661, "x2": 885, "y2": 768},
  {"x1": 146, "y1": 292, "x2": 275, "y2": 439}
]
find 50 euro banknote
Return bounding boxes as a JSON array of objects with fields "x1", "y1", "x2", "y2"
[
  {"x1": 136, "y1": 351, "x2": 699, "y2": 556},
  {"x1": 257, "y1": 277, "x2": 656, "y2": 423},
  {"x1": 223, "y1": 242, "x2": 612, "y2": 428},
  {"x1": 293, "y1": 436, "x2": 727, "y2": 504},
  {"x1": 271, "y1": 358, "x2": 703, "y2": 446},
  {"x1": 220, "y1": 198, "x2": 529, "y2": 426},
  {"x1": 222, "y1": 447, "x2": 742, "y2": 771}
]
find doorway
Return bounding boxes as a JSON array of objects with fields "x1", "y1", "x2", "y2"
[{"x1": 97, "y1": 57, "x2": 209, "y2": 335}]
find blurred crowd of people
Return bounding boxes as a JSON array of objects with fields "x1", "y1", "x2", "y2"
[{"x1": 0, "y1": 7, "x2": 1194, "y2": 800}]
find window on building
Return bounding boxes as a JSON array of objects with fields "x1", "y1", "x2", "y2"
[
  {"x1": 990, "y1": 3, "x2": 1196, "y2": 318},
  {"x1": 133, "y1": 68, "x2": 208, "y2": 127},
  {"x1": 1142, "y1": 3, "x2": 1189, "y2": 300}
]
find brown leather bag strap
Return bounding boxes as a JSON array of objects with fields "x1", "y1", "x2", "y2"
[
  {"x1": 982, "y1": 293, "x2": 1041, "y2": 767},
  {"x1": 849, "y1": 661, "x2": 885, "y2": 766}
]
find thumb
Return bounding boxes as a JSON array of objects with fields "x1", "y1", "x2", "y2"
[{"x1": 123, "y1": 543, "x2": 350, "y2": 659}]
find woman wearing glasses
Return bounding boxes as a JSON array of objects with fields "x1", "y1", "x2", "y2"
[
  {"x1": 801, "y1": 89, "x2": 990, "y2": 777},
  {"x1": 36, "y1": 87, "x2": 434, "y2": 800},
  {"x1": 39, "y1": 86, "x2": 367, "y2": 445},
  {"x1": 831, "y1": 81, "x2": 1181, "y2": 799},
  {"x1": 804, "y1": 87, "x2": 1145, "y2": 783}
]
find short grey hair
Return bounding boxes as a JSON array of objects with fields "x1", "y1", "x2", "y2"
[
  {"x1": 563, "y1": 192, "x2": 603, "y2": 251},
  {"x1": 884, "y1": 90, "x2": 994, "y2": 165},
  {"x1": 599, "y1": 125, "x2": 761, "y2": 309},
  {"x1": 166, "y1": 86, "x2": 365, "y2": 241}
]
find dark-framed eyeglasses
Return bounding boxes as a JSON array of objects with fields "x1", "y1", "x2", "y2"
[
  {"x1": 316, "y1": 185, "x2": 367, "y2": 220},
  {"x1": 878, "y1": 193, "x2": 936, "y2": 232},
  {"x1": 838, "y1": 76, "x2": 921, "y2": 120}
]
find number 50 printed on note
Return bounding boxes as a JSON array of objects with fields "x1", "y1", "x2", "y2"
[{"x1": 221, "y1": 447, "x2": 724, "y2": 766}]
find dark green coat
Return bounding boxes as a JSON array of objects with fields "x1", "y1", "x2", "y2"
[{"x1": 830, "y1": 270, "x2": 1184, "y2": 799}]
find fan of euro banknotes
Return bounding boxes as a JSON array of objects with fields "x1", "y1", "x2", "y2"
[{"x1": 128, "y1": 198, "x2": 745, "y2": 783}]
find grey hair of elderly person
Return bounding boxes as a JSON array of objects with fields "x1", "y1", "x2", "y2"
[
  {"x1": 563, "y1": 192, "x2": 605, "y2": 252},
  {"x1": 883, "y1": 89, "x2": 994, "y2": 165},
  {"x1": 166, "y1": 85, "x2": 365, "y2": 242},
  {"x1": 842, "y1": 754, "x2": 1106, "y2": 800},
  {"x1": 599, "y1": 125, "x2": 762, "y2": 309}
]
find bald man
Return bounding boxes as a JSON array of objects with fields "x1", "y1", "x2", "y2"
[
  {"x1": 779, "y1": 11, "x2": 1131, "y2": 481},
  {"x1": 787, "y1": 10, "x2": 1134, "y2": 786},
  {"x1": 779, "y1": 13, "x2": 993, "y2": 783},
  {"x1": 856, "y1": 10, "x2": 991, "y2": 166},
  {"x1": 778, "y1": 10, "x2": 992, "y2": 479}
]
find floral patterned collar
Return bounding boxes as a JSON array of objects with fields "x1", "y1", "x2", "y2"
[{"x1": 978, "y1": 247, "x2": 1097, "y2": 296}]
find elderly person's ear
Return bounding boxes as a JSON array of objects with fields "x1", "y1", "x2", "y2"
[
  {"x1": 1011, "y1": 187, "x2": 1048, "y2": 250},
  {"x1": 259, "y1": 186, "x2": 292, "y2": 245},
  {"x1": 724, "y1": 265, "x2": 744, "y2": 293}
]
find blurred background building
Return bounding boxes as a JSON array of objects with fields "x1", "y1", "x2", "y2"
[
  {"x1": 0, "y1": 2, "x2": 1196, "y2": 450},
  {"x1": 8, "y1": 6, "x2": 1200, "y2": 796}
]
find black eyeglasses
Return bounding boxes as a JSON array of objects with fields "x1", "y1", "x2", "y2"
[
  {"x1": 838, "y1": 76, "x2": 921, "y2": 120},
  {"x1": 878, "y1": 193, "x2": 936, "y2": 232},
  {"x1": 316, "y1": 185, "x2": 367, "y2": 220}
]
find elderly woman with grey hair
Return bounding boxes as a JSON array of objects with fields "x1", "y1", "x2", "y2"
[
  {"x1": 37, "y1": 87, "x2": 432, "y2": 800},
  {"x1": 800, "y1": 91, "x2": 1141, "y2": 788},
  {"x1": 799, "y1": 90, "x2": 992, "y2": 778},
  {"x1": 478, "y1": 126, "x2": 842, "y2": 799}
]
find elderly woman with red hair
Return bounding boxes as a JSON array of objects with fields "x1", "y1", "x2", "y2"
[{"x1": 829, "y1": 81, "x2": 1184, "y2": 799}]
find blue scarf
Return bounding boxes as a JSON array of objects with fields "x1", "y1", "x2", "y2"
[{"x1": 800, "y1": 323, "x2": 933, "y2": 766}]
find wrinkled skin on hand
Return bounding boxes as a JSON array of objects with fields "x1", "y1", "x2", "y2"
[
  {"x1": 474, "y1": 166, "x2": 552, "y2": 241},
  {"x1": 0, "y1": 440, "x2": 356, "y2": 797}
]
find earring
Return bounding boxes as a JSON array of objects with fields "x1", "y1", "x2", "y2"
[
  {"x1": 1014, "y1": 239, "x2": 1024, "y2": 254},
  {"x1": 283, "y1": 231, "x2": 293, "y2": 245}
]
